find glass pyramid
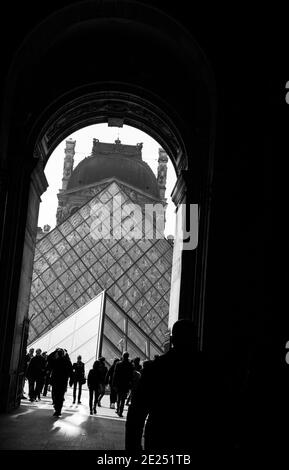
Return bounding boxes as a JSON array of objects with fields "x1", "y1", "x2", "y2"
[{"x1": 28, "y1": 180, "x2": 173, "y2": 351}]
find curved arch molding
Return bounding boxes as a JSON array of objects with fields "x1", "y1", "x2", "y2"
[{"x1": 33, "y1": 89, "x2": 188, "y2": 175}]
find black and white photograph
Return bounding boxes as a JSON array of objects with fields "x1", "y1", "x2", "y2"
[{"x1": 0, "y1": 0, "x2": 280, "y2": 464}]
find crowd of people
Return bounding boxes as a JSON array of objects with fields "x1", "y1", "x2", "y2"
[
  {"x1": 23, "y1": 346, "x2": 149, "y2": 418},
  {"x1": 22, "y1": 320, "x2": 223, "y2": 452}
]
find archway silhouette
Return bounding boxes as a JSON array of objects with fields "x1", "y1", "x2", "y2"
[{"x1": 0, "y1": 0, "x2": 216, "y2": 411}]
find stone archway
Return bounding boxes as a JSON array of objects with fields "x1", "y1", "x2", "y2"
[
  {"x1": 0, "y1": 0, "x2": 216, "y2": 411},
  {"x1": 32, "y1": 87, "x2": 188, "y2": 171}
]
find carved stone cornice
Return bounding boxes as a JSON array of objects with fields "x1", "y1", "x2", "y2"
[{"x1": 35, "y1": 91, "x2": 187, "y2": 173}]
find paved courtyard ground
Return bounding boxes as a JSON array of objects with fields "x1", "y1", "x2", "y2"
[{"x1": 0, "y1": 386, "x2": 126, "y2": 450}]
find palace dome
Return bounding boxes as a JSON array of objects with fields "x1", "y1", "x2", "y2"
[{"x1": 67, "y1": 140, "x2": 160, "y2": 199}]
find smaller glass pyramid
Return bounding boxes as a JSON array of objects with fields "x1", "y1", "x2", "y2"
[
  {"x1": 28, "y1": 290, "x2": 163, "y2": 375},
  {"x1": 28, "y1": 291, "x2": 105, "y2": 374}
]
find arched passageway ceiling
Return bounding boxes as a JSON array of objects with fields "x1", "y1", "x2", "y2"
[
  {"x1": 34, "y1": 88, "x2": 187, "y2": 174},
  {"x1": 2, "y1": 0, "x2": 216, "y2": 176}
]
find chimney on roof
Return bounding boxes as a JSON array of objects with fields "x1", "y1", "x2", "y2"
[
  {"x1": 157, "y1": 148, "x2": 168, "y2": 202},
  {"x1": 61, "y1": 138, "x2": 76, "y2": 190}
]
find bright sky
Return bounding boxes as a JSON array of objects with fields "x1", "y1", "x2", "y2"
[{"x1": 38, "y1": 123, "x2": 177, "y2": 237}]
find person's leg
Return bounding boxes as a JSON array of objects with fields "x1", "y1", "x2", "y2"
[
  {"x1": 40, "y1": 378, "x2": 45, "y2": 398},
  {"x1": 110, "y1": 388, "x2": 113, "y2": 407},
  {"x1": 116, "y1": 389, "x2": 121, "y2": 413},
  {"x1": 73, "y1": 381, "x2": 77, "y2": 403},
  {"x1": 28, "y1": 378, "x2": 35, "y2": 401},
  {"x1": 34, "y1": 379, "x2": 39, "y2": 400},
  {"x1": 58, "y1": 388, "x2": 65, "y2": 414},
  {"x1": 43, "y1": 376, "x2": 49, "y2": 396},
  {"x1": 55, "y1": 385, "x2": 66, "y2": 415},
  {"x1": 78, "y1": 382, "x2": 82, "y2": 403},
  {"x1": 118, "y1": 391, "x2": 126, "y2": 416},
  {"x1": 40, "y1": 376, "x2": 46, "y2": 395},
  {"x1": 89, "y1": 388, "x2": 93, "y2": 414},
  {"x1": 126, "y1": 390, "x2": 131, "y2": 405},
  {"x1": 53, "y1": 386, "x2": 62, "y2": 415},
  {"x1": 110, "y1": 386, "x2": 117, "y2": 408},
  {"x1": 93, "y1": 389, "x2": 98, "y2": 413},
  {"x1": 98, "y1": 384, "x2": 104, "y2": 406},
  {"x1": 35, "y1": 377, "x2": 43, "y2": 400}
]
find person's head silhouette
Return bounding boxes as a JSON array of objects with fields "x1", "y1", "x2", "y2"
[
  {"x1": 123, "y1": 352, "x2": 129, "y2": 361},
  {"x1": 171, "y1": 319, "x2": 197, "y2": 354},
  {"x1": 57, "y1": 348, "x2": 64, "y2": 358}
]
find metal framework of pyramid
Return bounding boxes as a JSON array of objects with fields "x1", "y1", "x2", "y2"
[{"x1": 28, "y1": 181, "x2": 173, "y2": 354}]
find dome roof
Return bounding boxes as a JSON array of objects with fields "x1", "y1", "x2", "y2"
[{"x1": 67, "y1": 144, "x2": 160, "y2": 199}]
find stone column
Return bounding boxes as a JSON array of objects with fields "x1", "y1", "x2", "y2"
[
  {"x1": 0, "y1": 160, "x2": 48, "y2": 411},
  {"x1": 167, "y1": 168, "x2": 209, "y2": 351}
]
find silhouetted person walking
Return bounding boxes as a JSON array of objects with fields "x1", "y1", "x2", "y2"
[
  {"x1": 87, "y1": 360, "x2": 101, "y2": 415},
  {"x1": 126, "y1": 363, "x2": 141, "y2": 406},
  {"x1": 113, "y1": 352, "x2": 133, "y2": 417},
  {"x1": 21, "y1": 348, "x2": 34, "y2": 399},
  {"x1": 72, "y1": 355, "x2": 85, "y2": 404},
  {"x1": 126, "y1": 358, "x2": 142, "y2": 405},
  {"x1": 105, "y1": 358, "x2": 120, "y2": 409},
  {"x1": 126, "y1": 319, "x2": 226, "y2": 452},
  {"x1": 40, "y1": 352, "x2": 48, "y2": 398},
  {"x1": 50, "y1": 348, "x2": 72, "y2": 417},
  {"x1": 42, "y1": 354, "x2": 50, "y2": 397},
  {"x1": 47, "y1": 349, "x2": 60, "y2": 404},
  {"x1": 26, "y1": 348, "x2": 45, "y2": 401},
  {"x1": 97, "y1": 357, "x2": 108, "y2": 407}
]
